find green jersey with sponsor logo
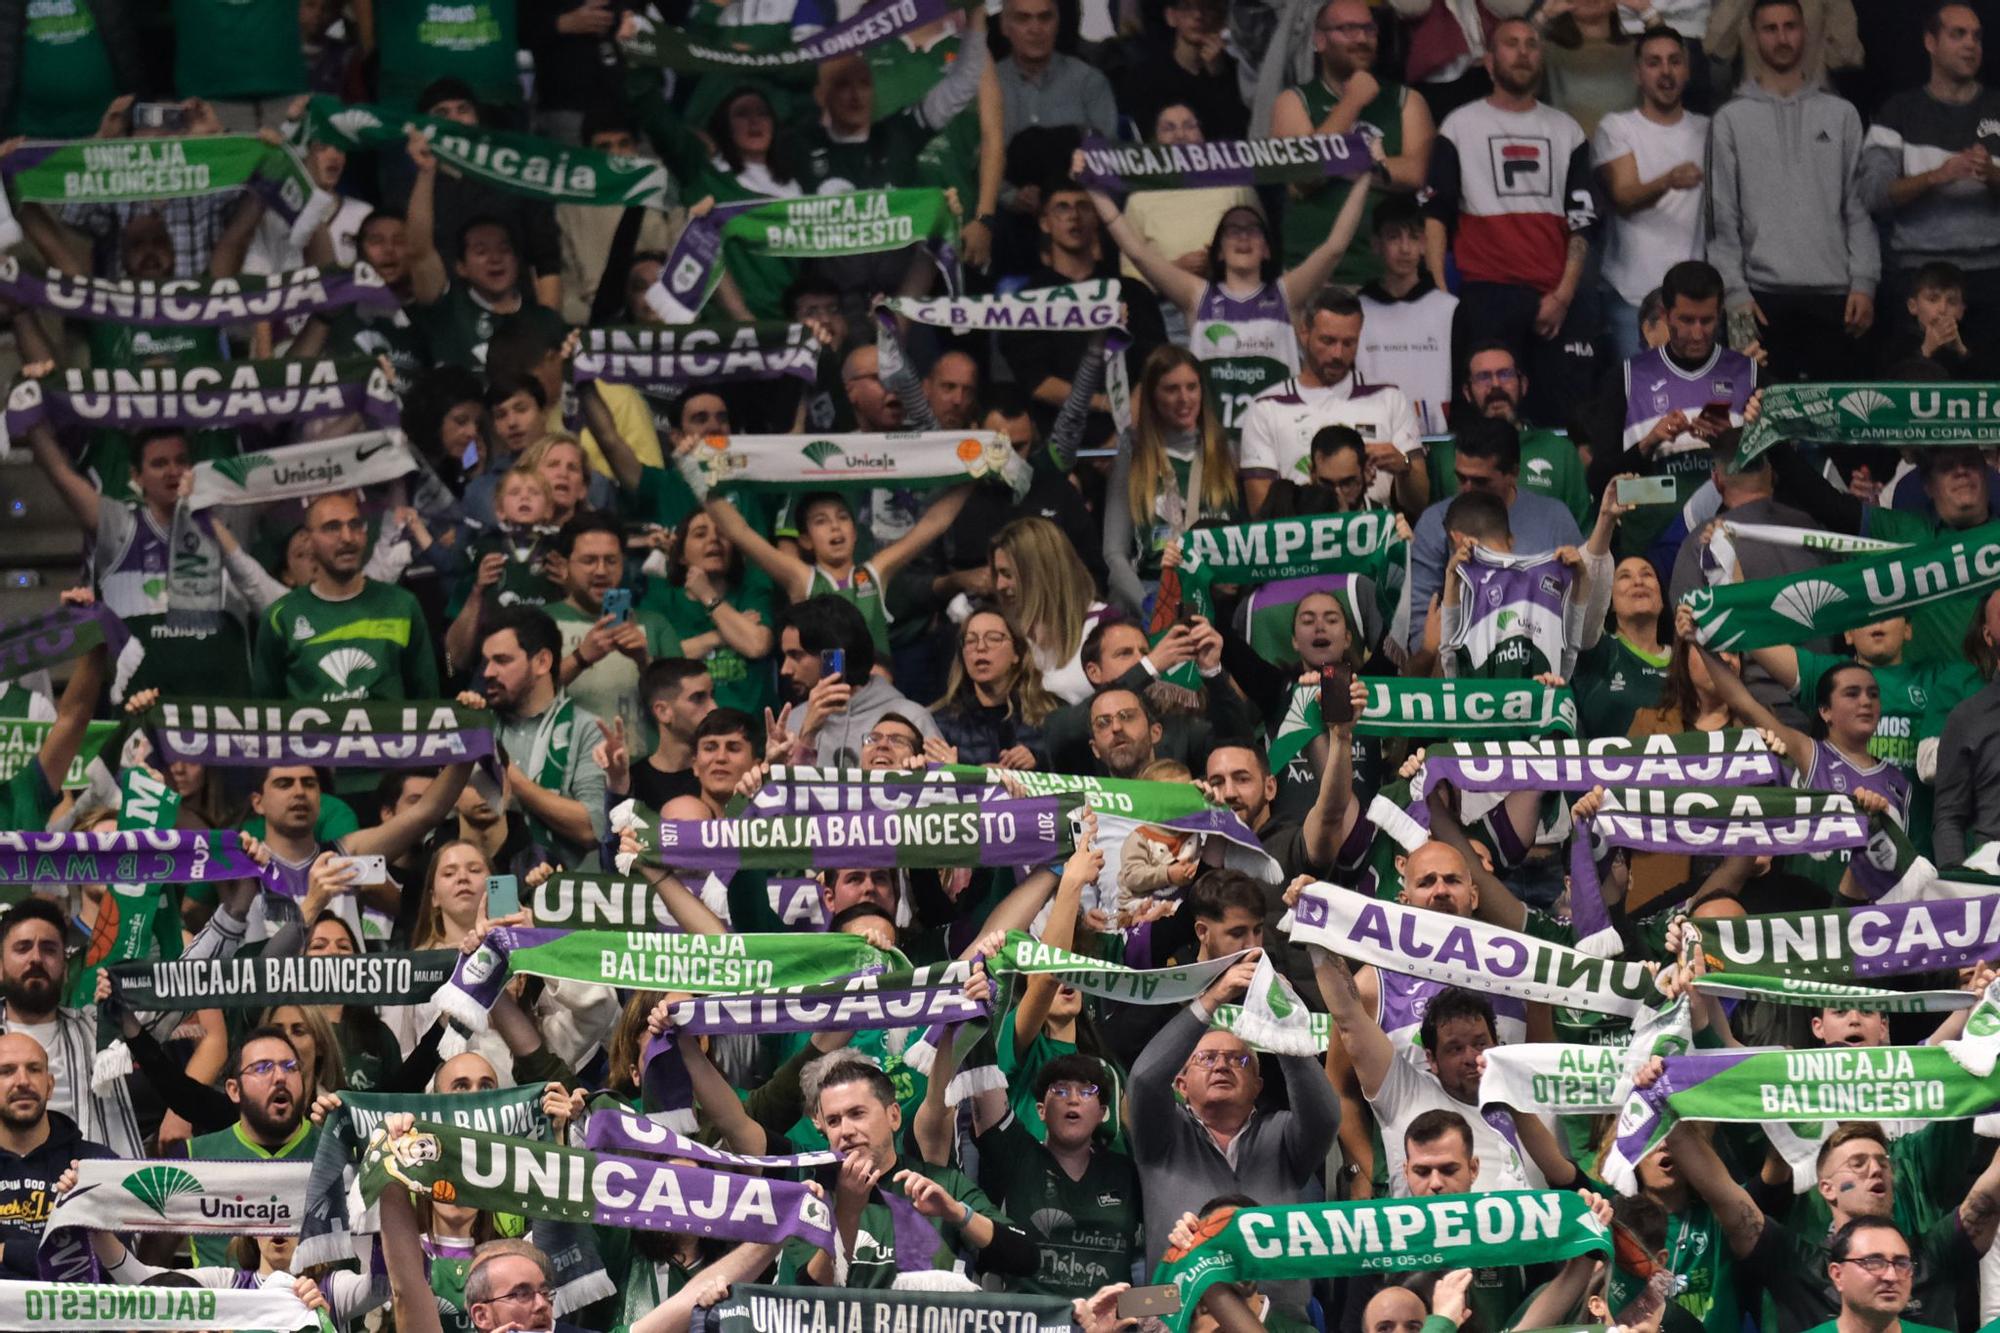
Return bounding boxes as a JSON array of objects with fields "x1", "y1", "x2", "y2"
[
  {"x1": 251, "y1": 579, "x2": 440, "y2": 702},
  {"x1": 11, "y1": 0, "x2": 120, "y2": 137},
  {"x1": 374, "y1": 0, "x2": 519, "y2": 108},
  {"x1": 974, "y1": 1115, "x2": 1140, "y2": 1298}
]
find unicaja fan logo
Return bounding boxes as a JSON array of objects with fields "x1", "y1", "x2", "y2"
[
  {"x1": 122, "y1": 1166, "x2": 202, "y2": 1217},
  {"x1": 801, "y1": 439, "x2": 844, "y2": 466},
  {"x1": 1836, "y1": 388, "x2": 1895, "y2": 423}
]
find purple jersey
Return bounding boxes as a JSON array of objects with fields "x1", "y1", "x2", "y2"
[{"x1": 1808, "y1": 739, "x2": 1912, "y2": 901}]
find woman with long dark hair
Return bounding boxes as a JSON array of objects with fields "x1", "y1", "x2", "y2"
[{"x1": 692, "y1": 87, "x2": 803, "y2": 319}]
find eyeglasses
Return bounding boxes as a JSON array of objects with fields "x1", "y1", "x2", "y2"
[
  {"x1": 478, "y1": 1283, "x2": 557, "y2": 1306},
  {"x1": 239, "y1": 1058, "x2": 301, "y2": 1080},
  {"x1": 1191, "y1": 1050, "x2": 1253, "y2": 1069},
  {"x1": 1468, "y1": 368, "x2": 1520, "y2": 386},
  {"x1": 864, "y1": 731, "x2": 919, "y2": 750},
  {"x1": 964, "y1": 631, "x2": 1013, "y2": 649},
  {"x1": 1045, "y1": 1082, "x2": 1101, "y2": 1100},
  {"x1": 1840, "y1": 1256, "x2": 1914, "y2": 1276},
  {"x1": 1090, "y1": 708, "x2": 1145, "y2": 733}
]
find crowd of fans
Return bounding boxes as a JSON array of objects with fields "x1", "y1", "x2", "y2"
[{"x1": 4, "y1": 1, "x2": 2000, "y2": 1333}]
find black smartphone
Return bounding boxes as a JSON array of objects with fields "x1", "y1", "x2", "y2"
[{"x1": 1321, "y1": 664, "x2": 1354, "y2": 726}]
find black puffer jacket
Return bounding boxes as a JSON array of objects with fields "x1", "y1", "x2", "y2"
[{"x1": 0, "y1": 0, "x2": 148, "y2": 131}]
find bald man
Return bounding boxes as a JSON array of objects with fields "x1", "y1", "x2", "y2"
[{"x1": 0, "y1": 1033, "x2": 110, "y2": 1275}]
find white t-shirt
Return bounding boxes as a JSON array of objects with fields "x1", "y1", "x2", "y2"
[
  {"x1": 1591, "y1": 108, "x2": 1710, "y2": 305},
  {"x1": 1370, "y1": 1053, "x2": 1541, "y2": 1196},
  {"x1": 1236, "y1": 374, "x2": 1422, "y2": 507},
  {"x1": 1358, "y1": 287, "x2": 1460, "y2": 436}
]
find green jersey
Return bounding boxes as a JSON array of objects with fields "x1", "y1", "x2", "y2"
[
  {"x1": 252, "y1": 579, "x2": 440, "y2": 702},
  {"x1": 10, "y1": 0, "x2": 119, "y2": 137},
  {"x1": 172, "y1": 0, "x2": 302, "y2": 98},
  {"x1": 1574, "y1": 634, "x2": 1670, "y2": 738},
  {"x1": 414, "y1": 287, "x2": 566, "y2": 371},
  {"x1": 1429, "y1": 427, "x2": 1589, "y2": 527},
  {"x1": 807, "y1": 562, "x2": 893, "y2": 658},
  {"x1": 1279, "y1": 75, "x2": 1406, "y2": 286},
  {"x1": 323, "y1": 304, "x2": 430, "y2": 383},
  {"x1": 374, "y1": 0, "x2": 519, "y2": 108},
  {"x1": 974, "y1": 1117, "x2": 1140, "y2": 1298}
]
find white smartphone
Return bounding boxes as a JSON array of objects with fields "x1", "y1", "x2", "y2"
[
  {"x1": 1615, "y1": 475, "x2": 1678, "y2": 506},
  {"x1": 340, "y1": 854, "x2": 389, "y2": 885}
]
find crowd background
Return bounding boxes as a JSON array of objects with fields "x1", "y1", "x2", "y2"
[{"x1": 3, "y1": 2, "x2": 2000, "y2": 1333}]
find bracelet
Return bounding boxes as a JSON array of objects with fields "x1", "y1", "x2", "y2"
[
  {"x1": 958, "y1": 1201, "x2": 974, "y2": 1229},
  {"x1": 703, "y1": 595, "x2": 724, "y2": 612}
]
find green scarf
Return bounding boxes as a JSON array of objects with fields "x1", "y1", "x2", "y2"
[
  {"x1": 1737, "y1": 382, "x2": 2000, "y2": 465},
  {"x1": 524, "y1": 694, "x2": 575, "y2": 853},
  {"x1": 66, "y1": 768, "x2": 180, "y2": 1009},
  {"x1": 0, "y1": 1281, "x2": 325, "y2": 1331},
  {"x1": 1682, "y1": 520, "x2": 2000, "y2": 650},
  {"x1": 1153, "y1": 1192, "x2": 1611, "y2": 1333},
  {"x1": 301, "y1": 97, "x2": 673, "y2": 209},
  {"x1": 1272, "y1": 677, "x2": 1577, "y2": 769},
  {"x1": 991, "y1": 932, "x2": 1250, "y2": 1004},
  {"x1": 0, "y1": 135, "x2": 332, "y2": 246},
  {"x1": 0, "y1": 719, "x2": 119, "y2": 789},
  {"x1": 1177, "y1": 510, "x2": 1405, "y2": 622}
]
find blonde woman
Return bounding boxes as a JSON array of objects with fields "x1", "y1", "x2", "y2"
[
  {"x1": 1102, "y1": 344, "x2": 1243, "y2": 616},
  {"x1": 930, "y1": 606, "x2": 1060, "y2": 768},
  {"x1": 989, "y1": 517, "x2": 1108, "y2": 705}
]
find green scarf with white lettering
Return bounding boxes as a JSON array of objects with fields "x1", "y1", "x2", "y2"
[
  {"x1": 1272, "y1": 677, "x2": 1577, "y2": 770},
  {"x1": 1736, "y1": 382, "x2": 2000, "y2": 465},
  {"x1": 1153, "y1": 1192, "x2": 1611, "y2": 1333}
]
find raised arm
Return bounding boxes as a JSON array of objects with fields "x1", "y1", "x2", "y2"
[
  {"x1": 1009, "y1": 819, "x2": 1101, "y2": 1052},
  {"x1": 1302, "y1": 675, "x2": 1368, "y2": 870},
  {"x1": 1084, "y1": 186, "x2": 1205, "y2": 314},
  {"x1": 1675, "y1": 604, "x2": 1812, "y2": 766},
  {"x1": 628, "y1": 1243, "x2": 783, "y2": 1333},
  {"x1": 1654, "y1": 1069, "x2": 1764, "y2": 1258},
  {"x1": 403, "y1": 131, "x2": 447, "y2": 306},
  {"x1": 700, "y1": 493, "x2": 813, "y2": 602},
  {"x1": 578, "y1": 380, "x2": 647, "y2": 492},
  {"x1": 1279, "y1": 167, "x2": 1374, "y2": 310},
  {"x1": 16, "y1": 364, "x2": 101, "y2": 532},
  {"x1": 1315, "y1": 949, "x2": 1395, "y2": 1099},
  {"x1": 349, "y1": 758, "x2": 474, "y2": 860}
]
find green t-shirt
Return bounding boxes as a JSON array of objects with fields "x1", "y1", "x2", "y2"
[
  {"x1": 974, "y1": 1116, "x2": 1140, "y2": 1298},
  {"x1": 1574, "y1": 634, "x2": 1671, "y2": 738},
  {"x1": 251, "y1": 579, "x2": 441, "y2": 702},
  {"x1": 867, "y1": 35, "x2": 955, "y2": 119},
  {"x1": 644, "y1": 578, "x2": 776, "y2": 717},
  {"x1": 777, "y1": 1158, "x2": 1005, "y2": 1287},
  {"x1": 10, "y1": 0, "x2": 119, "y2": 137},
  {"x1": 374, "y1": 0, "x2": 519, "y2": 108},
  {"x1": 173, "y1": 0, "x2": 303, "y2": 98},
  {"x1": 0, "y1": 761, "x2": 59, "y2": 833},
  {"x1": 994, "y1": 1008, "x2": 1074, "y2": 1143},
  {"x1": 324, "y1": 304, "x2": 430, "y2": 383},
  {"x1": 548, "y1": 600, "x2": 677, "y2": 751},
  {"x1": 445, "y1": 529, "x2": 562, "y2": 620},
  {"x1": 1429, "y1": 427, "x2": 1589, "y2": 528}
]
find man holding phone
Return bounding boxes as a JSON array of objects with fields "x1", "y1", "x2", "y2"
[{"x1": 549, "y1": 513, "x2": 675, "y2": 747}]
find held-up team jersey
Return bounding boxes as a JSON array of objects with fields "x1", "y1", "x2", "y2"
[
  {"x1": 1618, "y1": 344, "x2": 1756, "y2": 555},
  {"x1": 1191, "y1": 281, "x2": 1298, "y2": 441},
  {"x1": 1423, "y1": 99, "x2": 1597, "y2": 293},
  {"x1": 92, "y1": 502, "x2": 251, "y2": 696},
  {"x1": 1237, "y1": 374, "x2": 1422, "y2": 509},
  {"x1": 1441, "y1": 549, "x2": 1582, "y2": 680},
  {"x1": 1357, "y1": 279, "x2": 1458, "y2": 435}
]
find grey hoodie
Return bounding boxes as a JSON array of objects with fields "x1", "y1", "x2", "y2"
[{"x1": 1707, "y1": 78, "x2": 1880, "y2": 304}]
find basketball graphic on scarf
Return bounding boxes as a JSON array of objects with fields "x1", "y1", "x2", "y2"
[{"x1": 84, "y1": 893, "x2": 122, "y2": 967}]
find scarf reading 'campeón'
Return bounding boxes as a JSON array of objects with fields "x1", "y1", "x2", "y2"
[
  {"x1": 1737, "y1": 381, "x2": 2000, "y2": 465},
  {"x1": 301, "y1": 97, "x2": 672, "y2": 209},
  {"x1": 646, "y1": 189, "x2": 957, "y2": 323},
  {"x1": 5, "y1": 357, "x2": 396, "y2": 440},
  {"x1": 0, "y1": 829, "x2": 268, "y2": 886},
  {"x1": 620, "y1": 0, "x2": 975, "y2": 70},
  {"x1": 1178, "y1": 510, "x2": 1406, "y2": 621},
  {"x1": 1152, "y1": 1193, "x2": 1611, "y2": 1333},
  {"x1": 657, "y1": 795, "x2": 1076, "y2": 873},
  {"x1": 571, "y1": 323, "x2": 821, "y2": 393},
  {"x1": 40, "y1": 1158, "x2": 311, "y2": 1280},
  {"x1": 1076, "y1": 130, "x2": 1377, "y2": 193},
  {"x1": 141, "y1": 697, "x2": 497, "y2": 770},
  {"x1": 0, "y1": 135, "x2": 332, "y2": 245},
  {"x1": 700, "y1": 1284, "x2": 1076, "y2": 1333},
  {"x1": 297, "y1": 1083, "x2": 553, "y2": 1271},
  {"x1": 879, "y1": 280, "x2": 1125, "y2": 333},
  {"x1": 675, "y1": 428, "x2": 1030, "y2": 502},
  {"x1": 1271, "y1": 678, "x2": 1578, "y2": 771},
  {"x1": 1283, "y1": 884, "x2": 1658, "y2": 1018},
  {"x1": 434, "y1": 927, "x2": 896, "y2": 1029},
  {"x1": 0, "y1": 1280, "x2": 324, "y2": 1332},
  {"x1": 359, "y1": 1121, "x2": 835, "y2": 1248},
  {"x1": 0, "y1": 259, "x2": 395, "y2": 327},
  {"x1": 1682, "y1": 520, "x2": 2000, "y2": 651}
]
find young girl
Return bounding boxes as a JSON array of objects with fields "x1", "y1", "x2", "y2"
[
  {"x1": 1102, "y1": 344, "x2": 1242, "y2": 616},
  {"x1": 1085, "y1": 145, "x2": 1375, "y2": 439}
]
